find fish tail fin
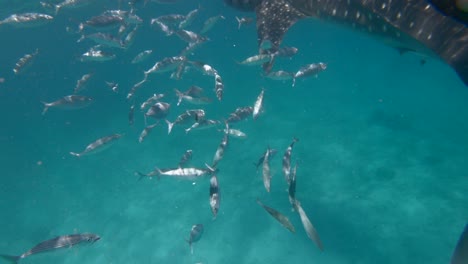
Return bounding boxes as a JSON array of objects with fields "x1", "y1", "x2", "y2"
[
  {"x1": 235, "y1": 16, "x2": 241, "y2": 30},
  {"x1": 165, "y1": 119, "x2": 174, "y2": 134},
  {"x1": 135, "y1": 171, "x2": 147, "y2": 181},
  {"x1": 0, "y1": 255, "x2": 20, "y2": 264},
  {"x1": 41, "y1": 101, "x2": 50, "y2": 115},
  {"x1": 69, "y1": 152, "x2": 81, "y2": 157}
]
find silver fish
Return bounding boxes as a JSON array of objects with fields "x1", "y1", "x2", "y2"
[
  {"x1": 451, "y1": 224, "x2": 468, "y2": 264},
  {"x1": 166, "y1": 109, "x2": 205, "y2": 134},
  {"x1": 282, "y1": 137, "x2": 298, "y2": 185},
  {"x1": 41, "y1": 95, "x2": 93, "y2": 115},
  {"x1": 144, "y1": 102, "x2": 170, "y2": 121},
  {"x1": 185, "y1": 119, "x2": 220, "y2": 133},
  {"x1": 139, "y1": 123, "x2": 158, "y2": 143},
  {"x1": 226, "y1": 107, "x2": 253, "y2": 123},
  {"x1": 0, "y1": 13, "x2": 53, "y2": 28},
  {"x1": 74, "y1": 73, "x2": 93, "y2": 94},
  {"x1": 152, "y1": 14, "x2": 186, "y2": 25},
  {"x1": 70, "y1": 134, "x2": 123, "y2": 157},
  {"x1": 151, "y1": 19, "x2": 174, "y2": 36},
  {"x1": 294, "y1": 63, "x2": 327, "y2": 79},
  {"x1": 294, "y1": 200, "x2": 323, "y2": 251},
  {"x1": 186, "y1": 224, "x2": 204, "y2": 254},
  {"x1": 235, "y1": 16, "x2": 253, "y2": 29},
  {"x1": 129, "y1": 104, "x2": 135, "y2": 126},
  {"x1": 55, "y1": 0, "x2": 91, "y2": 15},
  {"x1": 238, "y1": 54, "x2": 274, "y2": 66},
  {"x1": 179, "y1": 41, "x2": 205, "y2": 56},
  {"x1": 0, "y1": 233, "x2": 99, "y2": 264},
  {"x1": 212, "y1": 123, "x2": 229, "y2": 167},
  {"x1": 188, "y1": 61, "x2": 218, "y2": 77},
  {"x1": 137, "y1": 166, "x2": 213, "y2": 180},
  {"x1": 178, "y1": 149, "x2": 193, "y2": 167},
  {"x1": 140, "y1": 93, "x2": 165, "y2": 111},
  {"x1": 126, "y1": 79, "x2": 147, "y2": 100},
  {"x1": 131, "y1": 50, "x2": 153, "y2": 64},
  {"x1": 170, "y1": 59, "x2": 187, "y2": 80},
  {"x1": 214, "y1": 73, "x2": 224, "y2": 101},
  {"x1": 221, "y1": 128, "x2": 247, "y2": 138},
  {"x1": 79, "y1": 15, "x2": 124, "y2": 31},
  {"x1": 179, "y1": 7, "x2": 201, "y2": 29},
  {"x1": 175, "y1": 30, "x2": 208, "y2": 44},
  {"x1": 123, "y1": 25, "x2": 139, "y2": 48},
  {"x1": 262, "y1": 147, "x2": 272, "y2": 192},
  {"x1": 256, "y1": 199, "x2": 295, "y2": 233},
  {"x1": 200, "y1": 15, "x2": 225, "y2": 34},
  {"x1": 288, "y1": 162, "x2": 297, "y2": 209},
  {"x1": 80, "y1": 46, "x2": 115, "y2": 62},
  {"x1": 144, "y1": 56, "x2": 186, "y2": 78},
  {"x1": 209, "y1": 174, "x2": 220, "y2": 218},
  {"x1": 254, "y1": 148, "x2": 277, "y2": 170},
  {"x1": 13, "y1": 49, "x2": 39, "y2": 75},
  {"x1": 275, "y1": 46, "x2": 298, "y2": 57},
  {"x1": 175, "y1": 88, "x2": 212, "y2": 106},
  {"x1": 80, "y1": 32, "x2": 125, "y2": 49},
  {"x1": 266, "y1": 70, "x2": 295, "y2": 80},
  {"x1": 252, "y1": 88, "x2": 264, "y2": 120}
]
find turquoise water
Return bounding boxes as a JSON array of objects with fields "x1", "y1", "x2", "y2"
[{"x1": 0, "y1": 1, "x2": 467, "y2": 263}]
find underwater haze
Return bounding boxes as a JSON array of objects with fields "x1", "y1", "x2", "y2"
[{"x1": 0, "y1": 0, "x2": 467, "y2": 264}]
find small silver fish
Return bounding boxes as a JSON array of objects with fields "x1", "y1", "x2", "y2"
[
  {"x1": 166, "y1": 109, "x2": 205, "y2": 134},
  {"x1": 186, "y1": 224, "x2": 204, "y2": 254},
  {"x1": 74, "y1": 73, "x2": 93, "y2": 94},
  {"x1": 226, "y1": 107, "x2": 253, "y2": 123},
  {"x1": 238, "y1": 54, "x2": 274, "y2": 66},
  {"x1": 188, "y1": 61, "x2": 218, "y2": 77},
  {"x1": 41, "y1": 95, "x2": 93, "y2": 115},
  {"x1": 80, "y1": 46, "x2": 115, "y2": 62},
  {"x1": 200, "y1": 15, "x2": 225, "y2": 34},
  {"x1": 129, "y1": 104, "x2": 135, "y2": 126},
  {"x1": 179, "y1": 7, "x2": 201, "y2": 29},
  {"x1": 275, "y1": 46, "x2": 298, "y2": 57},
  {"x1": 282, "y1": 137, "x2": 298, "y2": 185},
  {"x1": 221, "y1": 128, "x2": 247, "y2": 138},
  {"x1": 70, "y1": 134, "x2": 122, "y2": 157},
  {"x1": 139, "y1": 123, "x2": 158, "y2": 143},
  {"x1": 138, "y1": 166, "x2": 212, "y2": 179},
  {"x1": 126, "y1": 79, "x2": 147, "y2": 100},
  {"x1": 175, "y1": 88, "x2": 212, "y2": 106},
  {"x1": 144, "y1": 56, "x2": 186, "y2": 78},
  {"x1": 152, "y1": 14, "x2": 185, "y2": 25},
  {"x1": 214, "y1": 73, "x2": 224, "y2": 101},
  {"x1": 185, "y1": 119, "x2": 220, "y2": 133},
  {"x1": 0, "y1": 233, "x2": 99, "y2": 263},
  {"x1": 0, "y1": 13, "x2": 53, "y2": 28},
  {"x1": 288, "y1": 162, "x2": 297, "y2": 209},
  {"x1": 123, "y1": 25, "x2": 139, "y2": 48},
  {"x1": 262, "y1": 147, "x2": 272, "y2": 192},
  {"x1": 175, "y1": 30, "x2": 208, "y2": 44},
  {"x1": 212, "y1": 123, "x2": 229, "y2": 167},
  {"x1": 79, "y1": 14, "x2": 124, "y2": 31},
  {"x1": 55, "y1": 0, "x2": 91, "y2": 15},
  {"x1": 294, "y1": 200, "x2": 323, "y2": 251},
  {"x1": 170, "y1": 59, "x2": 187, "y2": 80},
  {"x1": 254, "y1": 148, "x2": 277, "y2": 170},
  {"x1": 257, "y1": 199, "x2": 295, "y2": 233},
  {"x1": 266, "y1": 70, "x2": 295, "y2": 80},
  {"x1": 131, "y1": 50, "x2": 153, "y2": 64},
  {"x1": 252, "y1": 88, "x2": 265, "y2": 120},
  {"x1": 178, "y1": 149, "x2": 193, "y2": 167},
  {"x1": 150, "y1": 19, "x2": 174, "y2": 36},
  {"x1": 140, "y1": 93, "x2": 165, "y2": 111},
  {"x1": 235, "y1": 16, "x2": 253, "y2": 30},
  {"x1": 294, "y1": 63, "x2": 327, "y2": 79},
  {"x1": 145, "y1": 102, "x2": 171, "y2": 122},
  {"x1": 13, "y1": 49, "x2": 39, "y2": 75},
  {"x1": 209, "y1": 174, "x2": 220, "y2": 218},
  {"x1": 79, "y1": 32, "x2": 125, "y2": 49}
]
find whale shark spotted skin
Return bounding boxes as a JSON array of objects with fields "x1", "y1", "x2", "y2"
[{"x1": 225, "y1": 0, "x2": 468, "y2": 86}]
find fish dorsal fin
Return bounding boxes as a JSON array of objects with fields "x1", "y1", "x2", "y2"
[{"x1": 255, "y1": 0, "x2": 304, "y2": 72}]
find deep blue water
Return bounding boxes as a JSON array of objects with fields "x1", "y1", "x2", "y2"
[{"x1": 0, "y1": 1, "x2": 467, "y2": 264}]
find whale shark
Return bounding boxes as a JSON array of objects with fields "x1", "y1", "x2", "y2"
[{"x1": 225, "y1": 0, "x2": 468, "y2": 86}]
